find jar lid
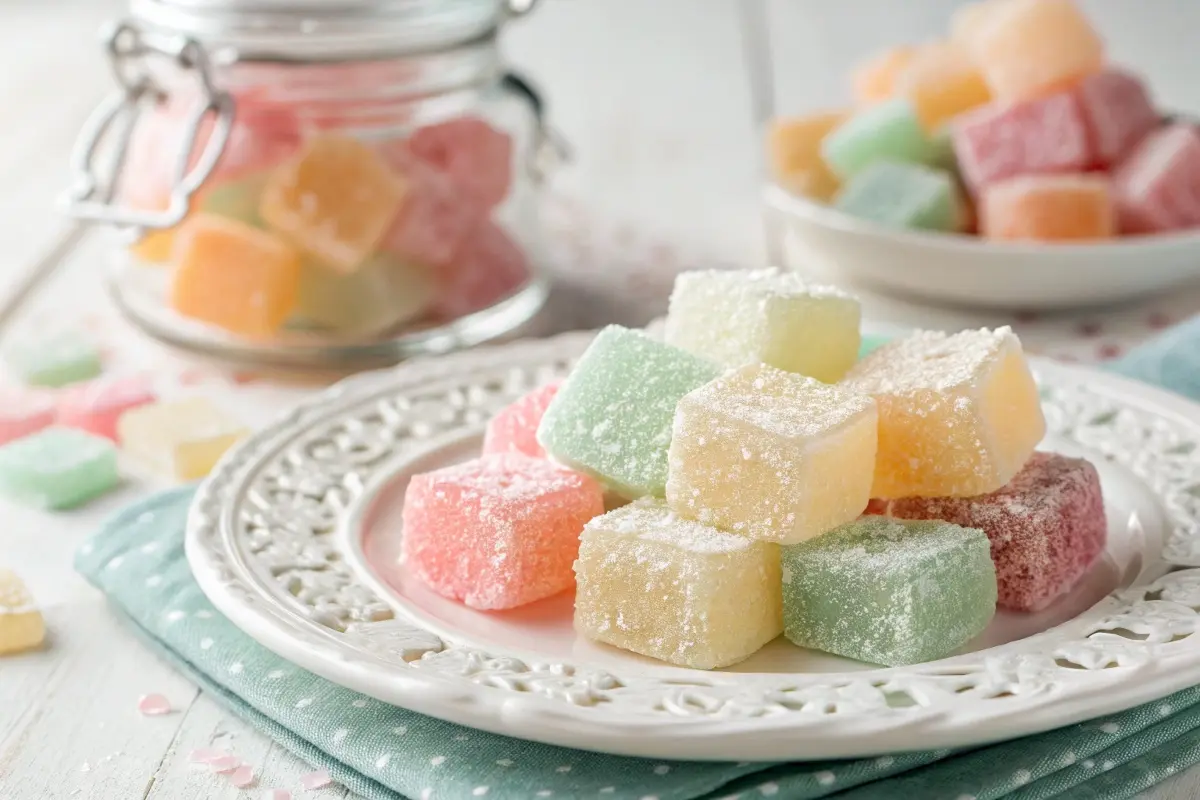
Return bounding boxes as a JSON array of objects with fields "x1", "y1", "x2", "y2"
[{"x1": 128, "y1": 0, "x2": 532, "y2": 61}]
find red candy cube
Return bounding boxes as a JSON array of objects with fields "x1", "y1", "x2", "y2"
[
  {"x1": 1113, "y1": 124, "x2": 1200, "y2": 234},
  {"x1": 408, "y1": 117, "x2": 514, "y2": 209},
  {"x1": 0, "y1": 387, "x2": 56, "y2": 445},
  {"x1": 57, "y1": 375, "x2": 156, "y2": 441},
  {"x1": 379, "y1": 149, "x2": 487, "y2": 267},
  {"x1": 482, "y1": 382, "x2": 561, "y2": 459},
  {"x1": 1076, "y1": 69, "x2": 1159, "y2": 167},
  {"x1": 401, "y1": 454, "x2": 604, "y2": 610},
  {"x1": 432, "y1": 223, "x2": 531, "y2": 319},
  {"x1": 952, "y1": 92, "x2": 1092, "y2": 193},
  {"x1": 877, "y1": 452, "x2": 1106, "y2": 612}
]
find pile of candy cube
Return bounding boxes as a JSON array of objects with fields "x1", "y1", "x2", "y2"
[
  {"x1": 401, "y1": 267, "x2": 1108, "y2": 669},
  {"x1": 768, "y1": 0, "x2": 1200, "y2": 241},
  {"x1": 124, "y1": 98, "x2": 527, "y2": 339}
]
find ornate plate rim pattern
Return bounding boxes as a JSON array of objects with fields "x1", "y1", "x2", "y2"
[{"x1": 186, "y1": 331, "x2": 1200, "y2": 760}]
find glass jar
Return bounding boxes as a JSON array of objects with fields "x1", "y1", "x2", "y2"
[{"x1": 65, "y1": 0, "x2": 559, "y2": 368}]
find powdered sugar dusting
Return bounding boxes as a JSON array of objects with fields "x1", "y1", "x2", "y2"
[
  {"x1": 845, "y1": 327, "x2": 1014, "y2": 395},
  {"x1": 587, "y1": 497, "x2": 757, "y2": 554}
]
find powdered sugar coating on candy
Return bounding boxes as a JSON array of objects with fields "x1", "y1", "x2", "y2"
[
  {"x1": 0, "y1": 569, "x2": 44, "y2": 655},
  {"x1": 0, "y1": 386, "x2": 56, "y2": 445},
  {"x1": 663, "y1": 268, "x2": 861, "y2": 383},
  {"x1": 1075, "y1": 69, "x2": 1158, "y2": 167},
  {"x1": 1113, "y1": 124, "x2": 1200, "y2": 234},
  {"x1": 879, "y1": 451, "x2": 1106, "y2": 611},
  {"x1": 666, "y1": 364, "x2": 877, "y2": 545},
  {"x1": 402, "y1": 454, "x2": 603, "y2": 609},
  {"x1": 536, "y1": 326, "x2": 720, "y2": 498},
  {"x1": 0, "y1": 427, "x2": 119, "y2": 509},
  {"x1": 482, "y1": 381, "x2": 561, "y2": 459},
  {"x1": 781, "y1": 516, "x2": 996, "y2": 666},
  {"x1": 573, "y1": 498, "x2": 782, "y2": 669},
  {"x1": 843, "y1": 327, "x2": 1045, "y2": 499}
]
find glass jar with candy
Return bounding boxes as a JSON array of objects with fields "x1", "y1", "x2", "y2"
[{"x1": 65, "y1": 0, "x2": 558, "y2": 367}]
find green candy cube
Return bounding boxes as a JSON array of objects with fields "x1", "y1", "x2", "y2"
[
  {"x1": 781, "y1": 517, "x2": 997, "y2": 666},
  {"x1": 0, "y1": 427, "x2": 119, "y2": 509},
  {"x1": 834, "y1": 161, "x2": 963, "y2": 232},
  {"x1": 5, "y1": 332, "x2": 102, "y2": 387},
  {"x1": 537, "y1": 325, "x2": 720, "y2": 498},
  {"x1": 858, "y1": 332, "x2": 892, "y2": 359},
  {"x1": 821, "y1": 99, "x2": 934, "y2": 178},
  {"x1": 199, "y1": 173, "x2": 270, "y2": 228}
]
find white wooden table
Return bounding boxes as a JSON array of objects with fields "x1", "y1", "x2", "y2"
[{"x1": 2, "y1": 2, "x2": 1200, "y2": 798}]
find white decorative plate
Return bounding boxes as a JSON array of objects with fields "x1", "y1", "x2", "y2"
[{"x1": 187, "y1": 331, "x2": 1200, "y2": 761}]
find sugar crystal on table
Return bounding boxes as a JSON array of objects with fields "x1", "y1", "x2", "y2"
[
  {"x1": 260, "y1": 134, "x2": 407, "y2": 273},
  {"x1": 880, "y1": 451, "x2": 1106, "y2": 611},
  {"x1": 482, "y1": 381, "x2": 561, "y2": 459},
  {"x1": 781, "y1": 516, "x2": 996, "y2": 666},
  {"x1": 170, "y1": 214, "x2": 300, "y2": 338},
  {"x1": 834, "y1": 161, "x2": 964, "y2": 232},
  {"x1": 1075, "y1": 69, "x2": 1158, "y2": 167},
  {"x1": 536, "y1": 326, "x2": 720, "y2": 498},
  {"x1": 981, "y1": 174, "x2": 1114, "y2": 242},
  {"x1": 766, "y1": 111, "x2": 850, "y2": 201},
  {"x1": 952, "y1": 91, "x2": 1093, "y2": 194},
  {"x1": 0, "y1": 427, "x2": 119, "y2": 509},
  {"x1": 56, "y1": 374, "x2": 156, "y2": 440},
  {"x1": 851, "y1": 46, "x2": 916, "y2": 105},
  {"x1": 6, "y1": 331, "x2": 101, "y2": 388},
  {"x1": 1113, "y1": 124, "x2": 1200, "y2": 234},
  {"x1": 117, "y1": 397, "x2": 248, "y2": 481},
  {"x1": 402, "y1": 454, "x2": 603, "y2": 609},
  {"x1": 573, "y1": 498, "x2": 782, "y2": 669},
  {"x1": 0, "y1": 569, "x2": 44, "y2": 655},
  {"x1": 898, "y1": 42, "x2": 992, "y2": 131},
  {"x1": 0, "y1": 386, "x2": 56, "y2": 444},
  {"x1": 663, "y1": 268, "x2": 861, "y2": 382},
  {"x1": 973, "y1": 0, "x2": 1104, "y2": 102},
  {"x1": 293, "y1": 255, "x2": 432, "y2": 335},
  {"x1": 822, "y1": 99, "x2": 936, "y2": 179},
  {"x1": 666, "y1": 364, "x2": 877, "y2": 544},
  {"x1": 843, "y1": 327, "x2": 1045, "y2": 499}
]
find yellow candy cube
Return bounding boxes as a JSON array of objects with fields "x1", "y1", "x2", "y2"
[
  {"x1": 118, "y1": 397, "x2": 249, "y2": 481},
  {"x1": 900, "y1": 42, "x2": 992, "y2": 131},
  {"x1": 852, "y1": 46, "x2": 917, "y2": 105},
  {"x1": 974, "y1": 0, "x2": 1104, "y2": 101},
  {"x1": 766, "y1": 110, "x2": 850, "y2": 201},
  {"x1": 0, "y1": 569, "x2": 45, "y2": 655},
  {"x1": 950, "y1": 0, "x2": 1011, "y2": 51},
  {"x1": 666, "y1": 363, "x2": 878, "y2": 545},
  {"x1": 843, "y1": 327, "x2": 1045, "y2": 499}
]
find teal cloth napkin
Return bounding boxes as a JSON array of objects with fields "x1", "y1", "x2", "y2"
[{"x1": 74, "y1": 319, "x2": 1200, "y2": 800}]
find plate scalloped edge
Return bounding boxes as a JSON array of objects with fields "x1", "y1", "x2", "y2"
[{"x1": 186, "y1": 331, "x2": 1200, "y2": 760}]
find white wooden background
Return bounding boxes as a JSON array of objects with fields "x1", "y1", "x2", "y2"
[{"x1": 2, "y1": 1, "x2": 1200, "y2": 798}]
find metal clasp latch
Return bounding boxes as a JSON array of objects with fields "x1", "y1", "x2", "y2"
[
  {"x1": 62, "y1": 21, "x2": 235, "y2": 233},
  {"x1": 499, "y1": 71, "x2": 571, "y2": 185}
]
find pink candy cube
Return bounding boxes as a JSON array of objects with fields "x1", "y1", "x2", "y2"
[
  {"x1": 379, "y1": 151, "x2": 486, "y2": 268},
  {"x1": 482, "y1": 382, "x2": 561, "y2": 459},
  {"x1": 1113, "y1": 124, "x2": 1200, "y2": 234},
  {"x1": 402, "y1": 454, "x2": 604, "y2": 609},
  {"x1": 1076, "y1": 69, "x2": 1159, "y2": 167},
  {"x1": 408, "y1": 117, "x2": 514, "y2": 209},
  {"x1": 878, "y1": 452, "x2": 1106, "y2": 612},
  {"x1": 431, "y1": 223, "x2": 531, "y2": 319},
  {"x1": 953, "y1": 92, "x2": 1092, "y2": 193},
  {"x1": 0, "y1": 386, "x2": 56, "y2": 445},
  {"x1": 57, "y1": 375, "x2": 156, "y2": 440}
]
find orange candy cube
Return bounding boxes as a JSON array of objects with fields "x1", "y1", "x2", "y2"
[
  {"x1": 950, "y1": 0, "x2": 1009, "y2": 51},
  {"x1": 766, "y1": 111, "x2": 850, "y2": 201},
  {"x1": 852, "y1": 47, "x2": 917, "y2": 105},
  {"x1": 170, "y1": 214, "x2": 300, "y2": 337},
  {"x1": 899, "y1": 43, "x2": 992, "y2": 131},
  {"x1": 982, "y1": 174, "x2": 1115, "y2": 242},
  {"x1": 259, "y1": 134, "x2": 407, "y2": 274},
  {"x1": 974, "y1": 0, "x2": 1104, "y2": 101}
]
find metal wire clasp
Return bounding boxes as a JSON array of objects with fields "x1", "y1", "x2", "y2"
[{"x1": 62, "y1": 21, "x2": 234, "y2": 232}]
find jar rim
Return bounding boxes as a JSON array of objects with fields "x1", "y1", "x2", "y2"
[{"x1": 128, "y1": 0, "x2": 514, "y2": 61}]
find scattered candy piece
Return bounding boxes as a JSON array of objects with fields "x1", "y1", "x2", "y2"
[
  {"x1": 208, "y1": 755, "x2": 242, "y2": 774},
  {"x1": 56, "y1": 374, "x2": 156, "y2": 440},
  {"x1": 117, "y1": 397, "x2": 249, "y2": 481},
  {"x1": 429, "y1": 222, "x2": 530, "y2": 319},
  {"x1": 766, "y1": 111, "x2": 850, "y2": 201},
  {"x1": 170, "y1": 214, "x2": 301, "y2": 338},
  {"x1": 666, "y1": 363, "x2": 878, "y2": 544},
  {"x1": 664, "y1": 268, "x2": 862, "y2": 382},
  {"x1": 981, "y1": 173, "x2": 1114, "y2": 241},
  {"x1": 407, "y1": 116, "x2": 514, "y2": 208},
  {"x1": 0, "y1": 427, "x2": 119, "y2": 509},
  {"x1": 137, "y1": 693, "x2": 172, "y2": 716},
  {"x1": 574, "y1": 497, "x2": 782, "y2": 669},
  {"x1": 293, "y1": 255, "x2": 432, "y2": 335},
  {"x1": 536, "y1": 326, "x2": 721, "y2": 498},
  {"x1": 299, "y1": 769, "x2": 332, "y2": 790},
  {"x1": 880, "y1": 451, "x2": 1107, "y2": 611},
  {"x1": 0, "y1": 386, "x2": 57, "y2": 445},
  {"x1": 5, "y1": 331, "x2": 102, "y2": 388},
  {"x1": 402, "y1": 454, "x2": 604, "y2": 609},
  {"x1": 822, "y1": 98, "x2": 936, "y2": 178},
  {"x1": 260, "y1": 134, "x2": 407, "y2": 273},
  {"x1": 482, "y1": 381, "x2": 561, "y2": 459},
  {"x1": 973, "y1": 0, "x2": 1104, "y2": 102},
  {"x1": 1075, "y1": 68, "x2": 1158, "y2": 167},
  {"x1": 899, "y1": 42, "x2": 992, "y2": 131},
  {"x1": 0, "y1": 569, "x2": 45, "y2": 655},
  {"x1": 843, "y1": 327, "x2": 1045, "y2": 499},
  {"x1": 229, "y1": 765, "x2": 255, "y2": 788},
  {"x1": 1113, "y1": 124, "x2": 1200, "y2": 234},
  {"x1": 782, "y1": 516, "x2": 997, "y2": 666},
  {"x1": 188, "y1": 747, "x2": 228, "y2": 764},
  {"x1": 263, "y1": 790, "x2": 292, "y2": 800},
  {"x1": 851, "y1": 46, "x2": 917, "y2": 105},
  {"x1": 834, "y1": 161, "x2": 964, "y2": 232}
]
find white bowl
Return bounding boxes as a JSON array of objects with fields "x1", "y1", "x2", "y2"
[{"x1": 765, "y1": 184, "x2": 1200, "y2": 310}]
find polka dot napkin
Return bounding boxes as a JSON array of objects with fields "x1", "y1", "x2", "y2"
[{"x1": 73, "y1": 320, "x2": 1200, "y2": 800}]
